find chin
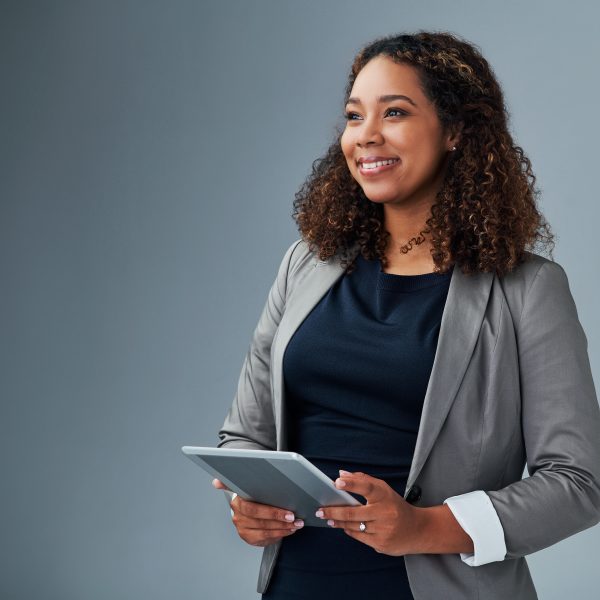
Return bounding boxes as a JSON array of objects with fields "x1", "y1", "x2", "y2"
[{"x1": 361, "y1": 189, "x2": 403, "y2": 204}]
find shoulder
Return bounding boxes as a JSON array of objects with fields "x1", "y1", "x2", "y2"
[
  {"x1": 280, "y1": 237, "x2": 320, "y2": 277},
  {"x1": 496, "y1": 251, "x2": 574, "y2": 330},
  {"x1": 498, "y1": 250, "x2": 568, "y2": 293}
]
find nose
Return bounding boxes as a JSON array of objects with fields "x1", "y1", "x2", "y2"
[{"x1": 356, "y1": 116, "x2": 384, "y2": 147}]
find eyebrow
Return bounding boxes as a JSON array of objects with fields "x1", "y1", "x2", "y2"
[{"x1": 346, "y1": 94, "x2": 417, "y2": 107}]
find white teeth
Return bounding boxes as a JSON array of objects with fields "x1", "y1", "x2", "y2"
[{"x1": 360, "y1": 159, "x2": 398, "y2": 169}]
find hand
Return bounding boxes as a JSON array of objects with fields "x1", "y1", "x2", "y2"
[
  {"x1": 212, "y1": 478, "x2": 304, "y2": 547},
  {"x1": 315, "y1": 470, "x2": 424, "y2": 556}
]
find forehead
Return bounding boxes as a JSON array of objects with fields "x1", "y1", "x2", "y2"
[{"x1": 350, "y1": 56, "x2": 424, "y2": 100}]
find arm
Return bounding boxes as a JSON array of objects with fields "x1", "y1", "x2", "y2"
[
  {"x1": 406, "y1": 493, "x2": 505, "y2": 563},
  {"x1": 442, "y1": 490, "x2": 506, "y2": 565},
  {"x1": 407, "y1": 491, "x2": 507, "y2": 565},
  {"x1": 216, "y1": 239, "x2": 303, "y2": 502},
  {"x1": 486, "y1": 260, "x2": 600, "y2": 558},
  {"x1": 417, "y1": 261, "x2": 600, "y2": 563}
]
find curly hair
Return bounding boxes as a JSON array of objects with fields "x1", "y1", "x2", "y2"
[{"x1": 291, "y1": 30, "x2": 555, "y2": 277}]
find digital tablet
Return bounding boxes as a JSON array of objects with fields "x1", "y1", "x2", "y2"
[{"x1": 181, "y1": 446, "x2": 363, "y2": 527}]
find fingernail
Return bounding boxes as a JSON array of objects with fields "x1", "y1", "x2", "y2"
[
  {"x1": 293, "y1": 519, "x2": 304, "y2": 527},
  {"x1": 327, "y1": 519, "x2": 335, "y2": 527},
  {"x1": 285, "y1": 513, "x2": 295, "y2": 522},
  {"x1": 315, "y1": 509, "x2": 324, "y2": 518},
  {"x1": 336, "y1": 478, "x2": 346, "y2": 488},
  {"x1": 339, "y1": 470, "x2": 352, "y2": 476}
]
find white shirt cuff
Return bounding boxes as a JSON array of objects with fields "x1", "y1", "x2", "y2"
[{"x1": 443, "y1": 490, "x2": 507, "y2": 566}]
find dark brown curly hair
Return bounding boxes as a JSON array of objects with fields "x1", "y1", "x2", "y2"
[{"x1": 292, "y1": 30, "x2": 555, "y2": 277}]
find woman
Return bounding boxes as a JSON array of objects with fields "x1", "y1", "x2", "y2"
[{"x1": 212, "y1": 31, "x2": 600, "y2": 599}]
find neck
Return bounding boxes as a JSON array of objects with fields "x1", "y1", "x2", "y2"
[{"x1": 383, "y1": 201, "x2": 433, "y2": 256}]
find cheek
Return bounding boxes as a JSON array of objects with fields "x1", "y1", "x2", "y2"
[
  {"x1": 340, "y1": 130, "x2": 352, "y2": 157},
  {"x1": 402, "y1": 137, "x2": 442, "y2": 172},
  {"x1": 401, "y1": 128, "x2": 428, "y2": 150},
  {"x1": 340, "y1": 133, "x2": 356, "y2": 170}
]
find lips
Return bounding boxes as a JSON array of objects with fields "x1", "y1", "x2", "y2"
[{"x1": 357, "y1": 158, "x2": 400, "y2": 177}]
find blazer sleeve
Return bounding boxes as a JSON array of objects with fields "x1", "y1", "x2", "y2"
[
  {"x1": 215, "y1": 239, "x2": 302, "y2": 510},
  {"x1": 483, "y1": 260, "x2": 600, "y2": 559},
  {"x1": 216, "y1": 239, "x2": 302, "y2": 452}
]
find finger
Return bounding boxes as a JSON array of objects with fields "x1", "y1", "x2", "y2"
[
  {"x1": 336, "y1": 471, "x2": 387, "y2": 502},
  {"x1": 236, "y1": 497, "x2": 298, "y2": 524},
  {"x1": 318, "y1": 473, "x2": 386, "y2": 521},
  {"x1": 234, "y1": 514, "x2": 305, "y2": 530},
  {"x1": 316, "y1": 499, "x2": 375, "y2": 524},
  {"x1": 244, "y1": 527, "x2": 301, "y2": 546},
  {"x1": 212, "y1": 478, "x2": 231, "y2": 491},
  {"x1": 341, "y1": 527, "x2": 379, "y2": 549},
  {"x1": 326, "y1": 518, "x2": 375, "y2": 533}
]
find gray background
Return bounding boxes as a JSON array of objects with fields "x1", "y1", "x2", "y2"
[{"x1": 1, "y1": 0, "x2": 598, "y2": 598}]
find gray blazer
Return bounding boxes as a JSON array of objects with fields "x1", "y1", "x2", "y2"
[{"x1": 217, "y1": 238, "x2": 600, "y2": 599}]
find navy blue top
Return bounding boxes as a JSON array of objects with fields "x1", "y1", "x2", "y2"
[{"x1": 261, "y1": 252, "x2": 453, "y2": 600}]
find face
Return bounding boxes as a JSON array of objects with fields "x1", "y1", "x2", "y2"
[{"x1": 340, "y1": 55, "x2": 459, "y2": 207}]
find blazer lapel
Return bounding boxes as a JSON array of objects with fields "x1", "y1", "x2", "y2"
[
  {"x1": 271, "y1": 245, "x2": 494, "y2": 495},
  {"x1": 405, "y1": 264, "x2": 494, "y2": 490}
]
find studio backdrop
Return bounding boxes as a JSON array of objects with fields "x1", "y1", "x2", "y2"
[{"x1": 1, "y1": 1, "x2": 599, "y2": 599}]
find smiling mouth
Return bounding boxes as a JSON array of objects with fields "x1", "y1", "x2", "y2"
[
  {"x1": 358, "y1": 158, "x2": 400, "y2": 176},
  {"x1": 358, "y1": 158, "x2": 399, "y2": 169}
]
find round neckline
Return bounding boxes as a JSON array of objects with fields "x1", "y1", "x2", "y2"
[{"x1": 376, "y1": 258, "x2": 453, "y2": 292}]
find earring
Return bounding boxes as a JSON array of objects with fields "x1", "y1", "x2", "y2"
[{"x1": 451, "y1": 146, "x2": 457, "y2": 151}]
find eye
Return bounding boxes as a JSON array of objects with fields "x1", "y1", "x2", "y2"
[
  {"x1": 343, "y1": 107, "x2": 408, "y2": 120},
  {"x1": 386, "y1": 108, "x2": 408, "y2": 117}
]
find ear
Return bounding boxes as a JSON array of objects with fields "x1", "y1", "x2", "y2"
[{"x1": 447, "y1": 121, "x2": 464, "y2": 149}]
